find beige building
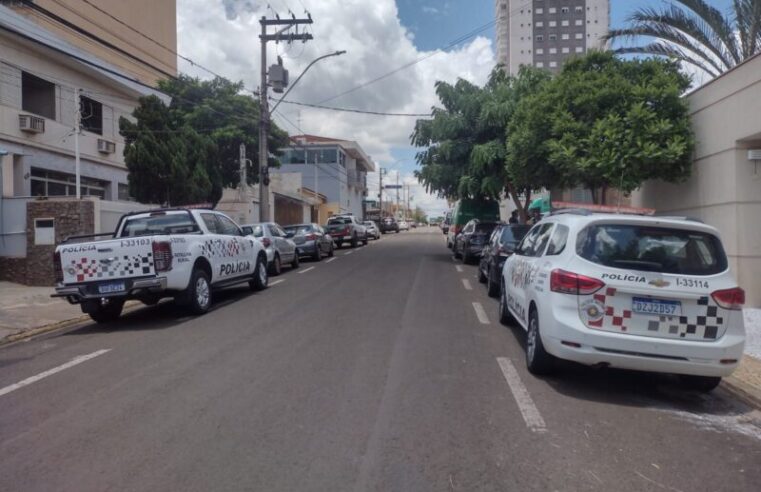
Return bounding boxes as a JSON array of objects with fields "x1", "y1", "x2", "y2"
[
  {"x1": 632, "y1": 53, "x2": 761, "y2": 307},
  {"x1": 3, "y1": 0, "x2": 176, "y2": 85}
]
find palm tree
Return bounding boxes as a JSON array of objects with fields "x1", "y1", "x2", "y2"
[{"x1": 605, "y1": 0, "x2": 761, "y2": 79}]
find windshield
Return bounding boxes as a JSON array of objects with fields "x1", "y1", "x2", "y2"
[
  {"x1": 474, "y1": 223, "x2": 498, "y2": 234},
  {"x1": 502, "y1": 225, "x2": 531, "y2": 245},
  {"x1": 120, "y1": 212, "x2": 199, "y2": 237},
  {"x1": 576, "y1": 224, "x2": 728, "y2": 275}
]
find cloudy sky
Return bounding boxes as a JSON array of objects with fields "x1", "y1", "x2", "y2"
[{"x1": 176, "y1": 0, "x2": 734, "y2": 217}]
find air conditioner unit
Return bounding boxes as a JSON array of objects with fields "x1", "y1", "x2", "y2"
[
  {"x1": 748, "y1": 149, "x2": 761, "y2": 161},
  {"x1": 19, "y1": 114, "x2": 45, "y2": 134},
  {"x1": 97, "y1": 139, "x2": 116, "y2": 154}
]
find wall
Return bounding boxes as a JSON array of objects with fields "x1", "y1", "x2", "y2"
[{"x1": 631, "y1": 53, "x2": 761, "y2": 306}]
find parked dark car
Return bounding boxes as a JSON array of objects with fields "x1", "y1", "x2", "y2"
[
  {"x1": 453, "y1": 219, "x2": 499, "y2": 264},
  {"x1": 379, "y1": 216, "x2": 399, "y2": 234},
  {"x1": 478, "y1": 224, "x2": 531, "y2": 297},
  {"x1": 283, "y1": 223, "x2": 335, "y2": 261}
]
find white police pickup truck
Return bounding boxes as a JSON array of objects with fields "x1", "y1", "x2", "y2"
[{"x1": 53, "y1": 209, "x2": 269, "y2": 323}]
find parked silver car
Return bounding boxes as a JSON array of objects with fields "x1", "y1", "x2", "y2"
[
  {"x1": 283, "y1": 223, "x2": 335, "y2": 261},
  {"x1": 242, "y1": 222, "x2": 299, "y2": 275},
  {"x1": 363, "y1": 221, "x2": 381, "y2": 240}
]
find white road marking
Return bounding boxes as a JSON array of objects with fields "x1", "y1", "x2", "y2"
[
  {"x1": 496, "y1": 357, "x2": 547, "y2": 433},
  {"x1": 472, "y1": 302, "x2": 490, "y2": 324},
  {"x1": 298, "y1": 266, "x2": 316, "y2": 274},
  {"x1": 269, "y1": 279, "x2": 285, "y2": 286},
  {"x1": 343, "y1": 250, "x2": 354, "y2": 256},
  {"x1": 325, "y1": 257, "x2": 337, "y2": 263},
  {"x1": 455, "y1": 265, "x2": 464, "y2": 273},
  {"x1": 462, "y1": 278, "x2": 473, "y2": 290},
  {"x1": 0, "y1": 349, "x2": 111, "y2": 398}
]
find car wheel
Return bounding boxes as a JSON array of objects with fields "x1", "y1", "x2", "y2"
[
  {"x1": 269, "y1": 254, "x2": 282, "y2": 276},
  {"x1": 185, "y1": 268, "x2": 212, "y2": 315},
  {"x1": 291, "y1": 253, "x2": 299, "y2": 269},
  {"x1": 85, "y1": 298, "x2": 124, "y2": 323},
  {"x1": 312, "y1": 245, "x2": 322, "y2": 261},
  {"x1": 478, "y1": 264, "x2": 487, "y2": 284},
  {"x1": 526, "y1": 309, "x2": 555, "y2": 375},
  {"x1": 487, "y1": 266, "x2": 500, "y2": 298},
  {"x1": 680, "y1": 375, "x2": 722, "y2": 392},
  {"x1": 328, "y1": 244, "x2": 335, "y2": 257},
  {"x1": 462, "y1": 249, "x2": 471, "y2": 264},
  {"x1": 249, "y1": 255, "x2": 268, "y2": 291},
  {"x1": 498, "y1": 282, "x2": 513, "y2": 326}
]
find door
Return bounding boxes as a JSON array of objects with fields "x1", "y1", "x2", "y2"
[
  {"x1": 269, "y1": 224, "x2": 295, "y2": 262},
  {"x1": 199, "y1": 213, "x2": 223, "y2": 282},
  {"x1": 504, "y1": 223, "x2": 554, "y2": 327},
  {"x1": 215, "y1": 213, "x2": 253, "y2": 280}
]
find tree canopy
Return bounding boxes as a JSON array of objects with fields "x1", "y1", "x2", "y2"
[{"x1": 119, "y1": 75, "x2": 289, "y2": 206}]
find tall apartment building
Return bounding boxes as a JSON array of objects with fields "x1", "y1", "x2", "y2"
[{"x1": 495, "y1": 0, "x2": 609, "y2": 74}]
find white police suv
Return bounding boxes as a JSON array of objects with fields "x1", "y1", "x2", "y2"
[{"x1": 499, "y1": 210, "x2": 746, "y2": 391}]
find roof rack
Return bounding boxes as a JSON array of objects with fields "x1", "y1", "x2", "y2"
[{"x1": 548, "y1": 208, "x2": 592, "y2": 217}]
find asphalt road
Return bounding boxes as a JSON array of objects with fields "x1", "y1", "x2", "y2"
[{"x1": 1, "y1": 229, "x2": 761, "y2": 491}]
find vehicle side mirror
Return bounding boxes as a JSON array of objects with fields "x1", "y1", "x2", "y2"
[{"x1": 241, "y1": 226, "x2": 253, "y2": 236}]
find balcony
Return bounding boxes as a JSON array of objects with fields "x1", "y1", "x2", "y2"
[{"x1": 347, "y1": 169, "x2": 367, "y2": 191}]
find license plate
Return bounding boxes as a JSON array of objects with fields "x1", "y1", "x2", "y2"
[
  {"x1": 632, "y1": 297, "x2": 681, "y2": 316},
  {"x1": 98, "y1": 281, "x2": 126, "y2": 294}
]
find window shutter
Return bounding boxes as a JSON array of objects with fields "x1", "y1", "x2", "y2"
[{"x1": 0, "y1": 63, "x2": 22, "y2": 109}]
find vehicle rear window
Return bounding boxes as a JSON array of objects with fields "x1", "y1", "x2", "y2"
[
  {"x1": 120, "y1": 212, "x2": 199, "y2": 237},
  {"x1": 502, "y1": 225, "x2": 530, "y2": 244},
  {"x1": 251, "y1": 225, "x2": 264, "y2": 237},
  {"x1": 328, "y1": 218, "x2": 351, "y2": 225},
  {"x1": 576, "y1": 224, "x2": 728, "y2": 275},
  {"x1": 285, "y1": 225, "x2": 312, "y2": 235},
  {"x1": 475, "y1": 223, "x2": 498, "y2": 233}
]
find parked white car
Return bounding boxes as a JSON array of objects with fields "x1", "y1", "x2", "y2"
[
  {"x1": 398, "y1": 220, "x2": 410, "y2": 231},
  {"x1": 53, "y1": 209, "x2": 269, "y2": 322},
  {"x1": 499, "y1": 211, "x2": 745, "y2": 392},
  {"x1": 242, "y1": 222, "x2": 299, "y2": 275}
]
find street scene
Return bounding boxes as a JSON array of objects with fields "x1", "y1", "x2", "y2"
[{"x1": 2, "y1": 0, "x2": 761, "y2": 491}]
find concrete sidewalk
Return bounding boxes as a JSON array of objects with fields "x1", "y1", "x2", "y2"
[{"x1": 0, "y1": 281, "x2": 83, "y2": 342}]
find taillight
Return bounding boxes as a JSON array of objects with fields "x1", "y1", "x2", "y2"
[
  {"x1": 53, "y1": 250, "x2": 63, "y2": 283},
  {"x1": 261, "y1": 237, "x2": 272, "y2": 248},
  {"x1": 550, "y1": 269, "x2": 604, "y2": 295},
  {"x1": 343, "y1": 227, "x2": 351, "y2": 235},
  {"x1": 305, "y1": 233, "x2": 317, "y2": 240},
  {"x1": 152, "y1": 241, "x2": 173, "y2": 272},
  {"x1": 711, "y1": 287, "x2": 745, "y2": 310}
]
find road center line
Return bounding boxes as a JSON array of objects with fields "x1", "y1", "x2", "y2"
[
  {"x1": 462, "y1": 278, "x2": 473, "y2": 290},
  {"x1": 0, "y1": 349, "x2": 111, "y2": 398},
  {"x1": 343, "y1": 250, "x2": 354, "y2": 256},
  {"x1": 269, "y1": 279, "x2": 285, "y2": 286},
  {"x1": 298, "y1": 266, "x2": 316, "y2": 274},
  {"x1": 472, "y1": 302, "x2": 490, "y2": 324},
  {"x1": 496, "y1": 357, "x2": 547, "y2": 433},
  {"x1": 455, "y1": 265, "x2": 464, "y2": 273},
  {"x1": 325, "y1": 257, "x2": 337, "y2": 263}
]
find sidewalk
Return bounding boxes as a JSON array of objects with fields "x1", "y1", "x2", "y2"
[
  {"x1": 0, "y1": 281, "x2": 83, "y2": 342},
  {"x1": 722, "y1": 309, "x2": 761, "y2": 407}
]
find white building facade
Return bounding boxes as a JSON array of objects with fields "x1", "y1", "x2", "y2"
[{"x1": 495, "y1": 0, "x2": 609, "y2": 74}]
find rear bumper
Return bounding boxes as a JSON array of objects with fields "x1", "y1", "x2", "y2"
[
  {"x1": 296, "y1": 241, "x2": 319, "y2": 255},
  {"x1": 542, "y1": 311, "x2": 745, "y2": 377},
  {"x1": 52, "y1": 277, "x2": 167, "y2": 303}
]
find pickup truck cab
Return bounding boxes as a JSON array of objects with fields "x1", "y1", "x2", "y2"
[
  {"x1": 325, "y1": 214, "x2": 368, "y2": 248},
  {"x1": 53, "y1": 209, "x2": 269, "y2": 323}
]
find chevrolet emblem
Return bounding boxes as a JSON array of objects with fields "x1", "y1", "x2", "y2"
[{"x1": 649, "y1": 279, "x2": 670, "y2": 288}]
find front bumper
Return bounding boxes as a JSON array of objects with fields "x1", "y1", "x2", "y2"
[
  {"x1": 53, "y1": 277, "x2": 167, "y2": 303},
  {"x1": 541, "y1": 301, "x2": 745, "y2": 377}
]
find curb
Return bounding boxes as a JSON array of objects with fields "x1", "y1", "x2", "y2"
[
  {"x1": 721, "y1": 375, "x2": 761, "y2": 411},
  {"x1": 0, "y1": 301, "x2": 143, "y2": 348}
]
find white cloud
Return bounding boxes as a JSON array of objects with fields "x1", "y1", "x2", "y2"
[
  {"x1": 422, "y1": 6, "x2": 440, "y2": 15},
  {"x1": 178, "y1": 0, "x2": 492, "y2": 215}
]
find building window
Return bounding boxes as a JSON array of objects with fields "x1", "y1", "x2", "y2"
[
  {"x1": 536, "y1": 34, "x2": 544, "y2": 41},
  {"x1": 561, "y1": 7, "x2": 569, "y2": 14},
  {"x1": 118, "y1": 183, "x2": 132, "y2": 201},
  {"x1": 536, "y1": 48, "x2": 544, "y2": 54},
  {"x1": 549, "y1": 33, "x2": 557, "y2": 40},
  {"x1": 575, "y1": 19, "x2": 583, "y2": 26},
  {"x1": 536, "y1": 21, "x2": 543, "y2": 27},
  {"x1": 536, "y1": 62, "x2": 544, "y2": 68},
  {"x1": 562, "y1": 47, "x2": 570, "y2": 53},
  {"x1": 536, "y1": 8, "x2": 543, "y2": 14},
  {"x1": 562, "y1": 33, "x2": 570, "y2": 40},
  {"x1": 575, "y1": 6, "x2": 583, "y2": 13},
  {"x1": 30, "y1": 168, "x2": 107, "y2": 198},
  {"x1": 80, "y1": 96, "x2": 103, "y2": 135},
  {"x1": 21, "y1": 72, "x2": 56, "y2": 120},
  {"x1": 549, "y1": 47, "x2": 557, "y2": 54},
  {"x1": 549, "y1": 20, "x2": 557, "y2": 27},
  {"x1": 549, "y1": 61, "x2": 557, "y2": 68},
  {"x1": 575, "y1": 32, "x2": 583, "y2": 39},
  {"x1": 549, "y1": 7, "x2": 556, "y2": 14},
  {"x1": 575, "y1": 46, "x2": 584, "y2": 53},
  {"x1": 561, "y1": 20, "x2": 569, "y2": 26}
]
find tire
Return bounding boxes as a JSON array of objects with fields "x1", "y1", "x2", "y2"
[
  {"x1": 86, "y1": 298, "x2": 124, "y2": 323},
  {"x1": 526, "y1": 309, "x2": 555, "y2": 375},
  {"x1": 478, "y1": 264, "x2": 487, "y2": 284},
  {"x1": 681, "y1": 375, "x2": 722, "y2": 392},
  {"x1": 184, "y1": 268, "x2": 212, "y2": 315},
  {"x1": 268, "y1": 254, "x2": 282, "y2": 276},
  {"x1": 312, "y1": 245, "x2": 322, "y2": 261},
  {"x1": 487, "y1": 266, "x2": 500, "y2": 298},
  {"x1": 453, "y1": 246, "x2": 462, "y2": 259},
  {"x1": 249, "y1": 255, "x2": 269, "y2": 291},
  {"x1": 328, "y1": 244, "x2": 335, "y2": 257},
  {"x1": 498, "y1": 282, "x2": 513, "y2": 326},
  {"x1": 462, "y1": 249, "x2": 472, "y2": 264},
  {"x1": 351, "y1": 235, "x2": 358, "y2": 248},
  {"x1": 291, "y1": 253, "x2": 299, "y2": 269}
]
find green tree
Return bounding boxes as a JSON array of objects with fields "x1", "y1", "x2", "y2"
[
  {"x1": 119, "y1": 76, "x2": 289, "y2": 206},
  {"x1": 605, "y1": 0, "x2": 761, "y2": 79},
  {"x1": 539, "y1": 52, "x2": 694, "y2": 204}
]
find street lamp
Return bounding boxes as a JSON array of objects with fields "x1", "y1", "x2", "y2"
[{"x1": 269, "y1": 50, "x2": 347, "y2": 116}]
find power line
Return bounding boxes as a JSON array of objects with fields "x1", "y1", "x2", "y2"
[{"x1": 268, "y1": 97, "x2": 431, "y2": 117}]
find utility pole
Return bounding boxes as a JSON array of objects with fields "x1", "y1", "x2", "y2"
[
  {"x1": 396, "y1": 172, "x2": 400, "y2": 218},
  {"x1": 379, "y1": 168, "x2": 385, "y2": 218},
  {"x1": 74, "y1": 88, "x2": 82, "y2": 199},
  {"x1": 314, "y1": 151, "x2": 319, "y2": 223},
  {"x1": 259, "y1": 14, "x2": 313, "y2": 222}
]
